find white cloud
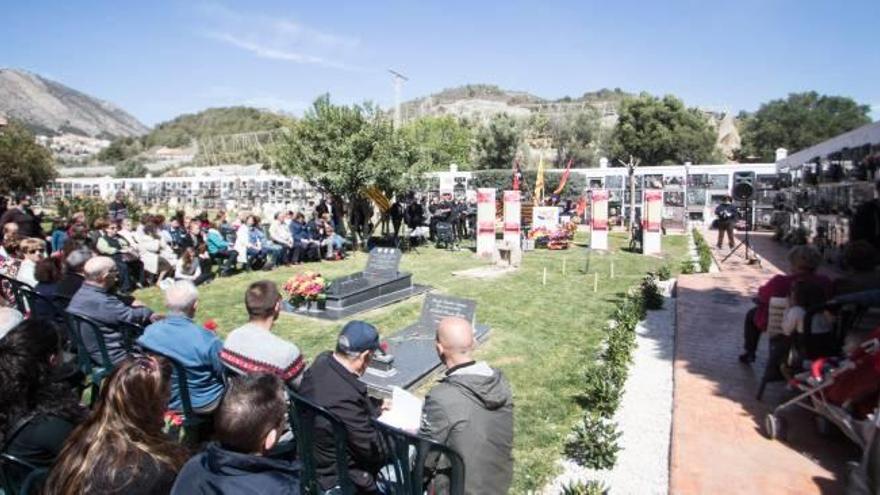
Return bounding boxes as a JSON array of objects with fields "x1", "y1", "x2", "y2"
[{"x1": 196, "y1": 2, "x2": 365, "y2": 71}]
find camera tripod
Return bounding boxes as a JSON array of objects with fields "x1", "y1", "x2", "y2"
[{"x1": 722, "y1": 201, "x2": 760, "y2": 265}]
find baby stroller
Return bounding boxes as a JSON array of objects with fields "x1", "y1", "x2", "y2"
[{"x1": 435, "y1": 221, "x2": 456, "y2": 250}]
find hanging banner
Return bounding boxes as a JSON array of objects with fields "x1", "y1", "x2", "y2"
[
  {"x1": 476, "y1": 188, "x2": 497, "y2": 258},
  {"x1": 591, "y1": 189, "x2": 608, "y2": 231},
  {"x1": 532, "y1": 206, "x2": 560, "y2": 230},
  {"x1": 503, "y1": 190, "x2": 521, "y2": 247},
  {"x1": 644, "y1": 189, "x2": 663, "y2": 232}
]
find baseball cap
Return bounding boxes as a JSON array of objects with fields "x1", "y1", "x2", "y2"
[{"x1": 337, "y1": 320, "x2": 383, "y2": 354}]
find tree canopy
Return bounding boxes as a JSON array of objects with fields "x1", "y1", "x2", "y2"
[
  {"x1": 0, "y1": 121, "x2": 56, "y2": 194},
  {"x1": 272, "y1": 95, "x2": 423, "y2": 202},
  {"x1": 611, "y1": 94, "x2": 718, "y2": 165},
  {"x1": 738, "y1": 92, "x2": 871, "y2": 161},
  {"x1": 548, "y1": 109, "x2": 601, "y2": 166},
  {"x1": 474, "y1": 113, "x2": 521, "y2": 170},
  {"x1": 401, "y1": 116, "x2": 472, "y2": 171}
]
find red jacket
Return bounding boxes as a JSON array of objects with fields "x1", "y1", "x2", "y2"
[{"x1": 754, "y1": 272, "x2": 832, "y2": 330}]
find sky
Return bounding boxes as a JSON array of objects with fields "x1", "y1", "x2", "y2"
[{"x1": 3, "y1": 0, "x2": 879, "y2": 126}]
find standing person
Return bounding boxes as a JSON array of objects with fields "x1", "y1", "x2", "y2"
[
  {"x1": 299, "y1": 321, "x2": 389, "y2": 493},
  {"x1": 390, "y1": 199, "x2": 404, "y2": 239},
  {"x1": 221, "y1": 281, "x2": 307, "y2": 388},
  {"x1": 108, "y1": 191, "x2": 129, "y2": 222},
  {"x1": 0, "y1": 194, "x2": 44, "y2": 239},
  {"x1": 852, "y1": 180, "x2": 880, "y2": 250},
  {"x1": 714, "y1": 196, "x2": 738, "y2": 249},
  {"x1": 420, "y1": 317, "x2": 514, "y2": 494},
  {"x1": 43, "y1": 356, "x2": 190, "y2": 495},
  {"x1": 171, "y1": 374, "x2": 301, "y2": 494}
]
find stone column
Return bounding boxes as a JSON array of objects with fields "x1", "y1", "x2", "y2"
[
  {"x1": 591, "y1": 189, "x2": 609, "y2": 250},
  {"x1": 643, "y1": 189, "x2": 663, "y2": 255}
]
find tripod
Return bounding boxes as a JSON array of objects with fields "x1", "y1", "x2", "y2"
[{"x1": 722, "y1": 201, "x2": 760, "y2": 265}]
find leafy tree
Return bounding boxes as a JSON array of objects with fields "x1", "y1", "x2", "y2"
[
  {"x1": 98, "y1": 136, "x2": 143, "y2": 163},
  {"x1": 474, "y1": 114, "x2": 521, "y2": 170},
  {"x1": 401, "y1": 116, "x2": 472, "y2": 171},
  {"x1": 739, "y1": 92, "x2": 871, "y2": 161},
  {"x1": 273, "y1": 95, "x2": 423, "y2": 207},
  {"x1": 548, "y1": 110, "x2": 601, "y2": 166},
  {"x1": 114, "y1": 159, "x2": 149, "y2": 178},
  {"x1": 0, "y1": 121, "x2": 56, "y2": 194},
  {"x1": 611, "y1": 93, "x2": 718, "y2": 165}
]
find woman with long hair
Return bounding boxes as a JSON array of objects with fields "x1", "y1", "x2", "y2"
[
  {"x1": 0, "y1": 320, "x2": 85, "y2": 467},
  {"x1": 44, "y1": 355, "x2": 190, "y2": 494}
]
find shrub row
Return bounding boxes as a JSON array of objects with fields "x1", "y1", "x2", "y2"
[
  {"x1": 691, "y1": 229, "x2": 713, "y2": 272},
  {"x1": 564, "y1": 275, "x2": 662, "y2": 472}
]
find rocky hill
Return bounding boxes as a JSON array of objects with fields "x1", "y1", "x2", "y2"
[
  {"x1": 400, "y1": 84, "x2": 632, "y2": 125},
  {"x1": 0, "y1": 68, "x2": 148, "y2": 139}
]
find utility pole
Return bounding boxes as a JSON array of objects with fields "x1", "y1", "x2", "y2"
[
  {"x1": 388, "y1": 69, "x2": 409, "y2": 129},
  {"x1": 618, "y1": 155, "x2": 641, "y2": 238}
]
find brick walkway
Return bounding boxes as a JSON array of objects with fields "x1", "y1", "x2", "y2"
[{"x1": 670, "y1": 230, "x2": 857, "y2": 495}]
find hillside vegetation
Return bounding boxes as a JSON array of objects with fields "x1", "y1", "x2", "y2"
[{"x1": 99, "y1": 106, "x2": 295, "y2": 163}]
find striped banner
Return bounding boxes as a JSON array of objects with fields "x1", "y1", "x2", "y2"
[{"x1": 364, "y1": 186, "x2": 391, "y2": 213}]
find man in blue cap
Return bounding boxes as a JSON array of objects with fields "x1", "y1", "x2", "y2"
[{"x1": 299, "y1": 320, "x2": 388, "y2": 494}]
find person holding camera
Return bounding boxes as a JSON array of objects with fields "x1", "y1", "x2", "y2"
[{"x1": 715, "y1": 196, "x2": 738, "y2": 249}]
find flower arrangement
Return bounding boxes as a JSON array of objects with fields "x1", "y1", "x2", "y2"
[
  {"x1": 529, "y1": 226, "x2": 573, "y2": 249},
  {"x1": 283, "y1": 271, "x2": 327, "y2": 306}
]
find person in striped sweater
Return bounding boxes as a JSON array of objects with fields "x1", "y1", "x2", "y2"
[{"x1": 220, "y1": 280, "x2": 306, "y2": 388}]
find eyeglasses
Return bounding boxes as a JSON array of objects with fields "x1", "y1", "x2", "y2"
[{"x1": 26, "y1": 249, "x2": 45, "y2": 255}]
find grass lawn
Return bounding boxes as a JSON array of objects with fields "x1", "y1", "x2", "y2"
[{"x1": 136, "y1": 232, "x2": 687, "y2": 492}]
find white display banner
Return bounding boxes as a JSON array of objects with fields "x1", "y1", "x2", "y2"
[
  {"x1": 476, "y1": 188, "x2": 496, "y2": 258},
  {"x1": 532, "y1": 206, "x2": 560, "y2": 230},
  {"x1": 503, "y1": 190, "x2": 521, "y2": 246}
]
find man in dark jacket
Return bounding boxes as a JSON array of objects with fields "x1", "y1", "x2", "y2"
[
  {"x1": 67, "y1": 256, "x2": 155, "y2": 364},
  {"x1": 55, "y1": 248, "x2": 93, "y2": 304},
  {"x1": 299, "y1": 321, "x2": 388, "y2": 493},
  {"x1": 171, "y1": 374, "x2": 301, "y2": 494},
  {"x1": 420, "y1": 317, "x2": 514, "y2": 495},
  {"x1": 0, "y1": 194, "x2": 44, "y2": 239},
  {"x1": 714, "y1": 196, "x2": 738, "y2": 249}
]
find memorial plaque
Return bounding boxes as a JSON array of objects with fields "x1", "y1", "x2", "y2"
[
  {"x1": 417, "y1": 294, "x2": 477, "y2": 332},
  {"x1": 363, "y1": 248, "x2": 402, "y2": 279}
]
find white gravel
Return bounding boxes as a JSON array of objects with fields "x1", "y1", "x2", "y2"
[{"x1": 543, "y1": 287, "x2": 676, "y2": 495}]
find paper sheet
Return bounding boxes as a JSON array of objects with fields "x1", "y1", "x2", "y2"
[{"x1": 378, "y1": 386, "x2": 424, "y2": 432}]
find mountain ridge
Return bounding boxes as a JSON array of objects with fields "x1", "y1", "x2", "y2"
[{"x1": 0, "y1": 68, "x2": 148, "y2": 139}]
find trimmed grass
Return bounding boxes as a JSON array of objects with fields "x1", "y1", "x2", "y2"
[{"x1": 135, "y1": 232, "x2": 686, "y2": 492}]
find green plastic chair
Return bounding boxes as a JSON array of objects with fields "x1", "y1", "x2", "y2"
[
  {"x1": 141, "y1": 348, "x2": 207, "y2": 445},
  {"x1": 64, "y1": 312, "x2": 116, "y2": 405},
  {"x1": 0, "y1": 453, "x2": 47, "y2": 495},
  {"x1": 373, "y1": 420, "x2": 466, "y2": 495},
  {"x1": 287, "y1": 390, "x2": 354, "y2": 495},
  {"x1": 0, "y1": 274, "x2": 32, "y2": 314}
]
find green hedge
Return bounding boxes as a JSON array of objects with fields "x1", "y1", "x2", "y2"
[{"x1": 691, "y1": 229, "x2": 713, "y2": 272}]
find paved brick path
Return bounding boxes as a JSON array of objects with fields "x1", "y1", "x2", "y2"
[{"x1": 670, "y1": 230, "x2": 857, "y2": 495}]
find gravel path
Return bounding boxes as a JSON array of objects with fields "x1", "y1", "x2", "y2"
[{"x1": 543, "y1": 288, "x2": 676, "y2": 494}]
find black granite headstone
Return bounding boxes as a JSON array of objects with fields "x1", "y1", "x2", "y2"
[
  {"x1": 363, "y1": 247, "x2": 402, "y2": 279},
  {"x1": 417, "y1": 294, "x2": 477, "y2": 332}
]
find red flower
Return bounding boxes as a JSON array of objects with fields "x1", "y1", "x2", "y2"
[
  {"x1": 203, "y1": 319, "x2": 218, "y2": 332},
  {"x1": 379, "y1": 341, "x2": 389, "y2": 353}
]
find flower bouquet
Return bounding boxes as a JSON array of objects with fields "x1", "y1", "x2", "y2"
[{"x1": 283, "y1": 271, "x2": 327, "y2": 312}]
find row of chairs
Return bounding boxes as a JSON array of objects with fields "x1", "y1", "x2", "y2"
[{"x1": 0, "y1": 274, "x2": 467, "y2": 494}]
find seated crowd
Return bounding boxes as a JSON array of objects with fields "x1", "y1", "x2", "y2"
[
  {"x1": 0, "y1": 271, "x2": 514, "y2": 494},
  {"x1": 0, "y1": 199, "x2": 350, "y2": 305}
]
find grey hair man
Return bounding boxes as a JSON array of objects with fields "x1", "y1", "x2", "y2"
[
  {"x1": 137, "y1": 280, "x2": 226, "y2": 413},
  {"x1": 66, "y1": 256, "x2": 155, "y2": 364},
  {"x1": 56, "y1": 248, "x2": 94, "y2": 301},
  {"x1": 419, "y1": 316, "x2": 514, "y2": 494}
]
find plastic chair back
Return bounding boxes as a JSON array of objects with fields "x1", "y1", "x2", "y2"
[
  {"x1": 287, "y1": 390, "x2": 354, "y2": 495},
  {"x1": 0, "y1": 453, "x2": 39, "y2": 495},
  {"x1": 0, "y1": 274, "x2": 31, "y2": 314},
  {"x1": 140, "y1": 348, "x2": 206, "y2": 443},
  {"x1": 373, "y1": 420, "x2": 466, "y2": 495},
  {"x1": 17, "y1": 287, "x2": 65, "y2": 323}
]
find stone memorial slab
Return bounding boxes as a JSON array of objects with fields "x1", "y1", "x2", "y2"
[
  {"x1": 363, "y1": 248, "x2": 402, "y2": 279},
  {"x1": 361, "y1": 294, "x2": 490, "y2": 397},
  {"x1": 284, "y1": 247, "x2": 430, "y2": 321}
]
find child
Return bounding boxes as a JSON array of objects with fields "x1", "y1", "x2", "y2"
[
  {"x1": 171, "y1": 374, "x2": 300, "y2": 494},
  {"x1": 174, "y1": 247, "x2": 207, "y2": 286},
  {"x1": 781, "y1": 280, "x2": 831, "y2": 336}
]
